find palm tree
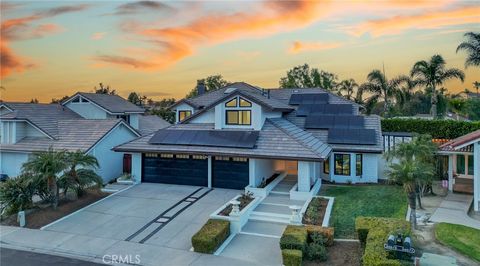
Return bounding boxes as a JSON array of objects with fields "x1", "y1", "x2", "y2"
[
  {"x1": 360, "y1": 70, "x2": 400, "y2": 116},
  {"x1": 410, "y1": 54, "x2": 465, "y2": 118},
  {"x1": 60, "y1": 151, "x2": 102, "y2": 197},
  {"x1": 336, "y1": 79, "x2": 359, "y2": 101},
  {"x1": 22, "y1": 148, "x2": 67, "y2": 209},
  {"x1": 394, "y1": 76, "x2": 416, "y2": 111},
  {"x1": 473, "y1": 81, "x2": 480, "y2": 96},
  {"x1": 456, "y1": 32, "x2": 480, "y2": 68}
]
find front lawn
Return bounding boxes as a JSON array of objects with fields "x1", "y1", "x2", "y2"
[
  {"x1": 435, "y1": 223, "x2": 480, "y2": 262},
  {"x1": 321, "y1": 185, "x2": 407, "y2": 238}
]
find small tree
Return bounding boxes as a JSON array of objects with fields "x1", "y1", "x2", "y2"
[{"x1": 59, "y1": 151, "x2": 102, "y2": 198}]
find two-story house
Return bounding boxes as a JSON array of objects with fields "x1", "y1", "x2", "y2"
[{"x1": 114, "y1": 82, "x2": 383, "y2": 198}]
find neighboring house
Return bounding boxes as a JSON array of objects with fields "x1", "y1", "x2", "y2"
[
  {"x1": 439, "y1": 130, "x2": 480, "y2": 211},
  {"x1": 114, "y1": 82, "x2": 383, "y2": 198}
]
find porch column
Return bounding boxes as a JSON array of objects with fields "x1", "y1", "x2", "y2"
[
  {"x1": 448, "y1": 154, "x2": 453, "y2": 191},
  {"x1": 131, "y1": 153, "x2": 142, "y2": 184},
  {"x1": 208, "y1": 156, "x2": 212, "y2": 188},
  {"x1": 474, "y1": 142, "x2": 479, "y2": 211},
  {"x1": 249, "y1": 159, "x2": 256, "y2": 187},
  {"x1": 298, "y1": 161, "x2": 311, "y2": 192}
]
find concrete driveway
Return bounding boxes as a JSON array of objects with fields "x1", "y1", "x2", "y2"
[{"x1": 1, "y1": 183, "x2": 257, "y2": 265}]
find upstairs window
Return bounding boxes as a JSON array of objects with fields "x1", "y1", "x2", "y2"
[
  {"x1": 178, "y1": 110, "x2": 192, "y2": 122},
  {"x1": 117, "y1": 115, "x2": 130, "y2": 123},
  {"x1": 225, "y1": 98, "x2": 238, "y2": 107},
  {"x1": 72, "y1": 97, "x2": 80, "y2": 103},
  {"x1": 226, "y1": 110, "x2": 251, "y2": 125},
  {"x1": 225, "y1": 97, "x2": 252, "y2": 107},
  {"x1": 239, "y1": 98, "x2": 252, "y2": 107}
]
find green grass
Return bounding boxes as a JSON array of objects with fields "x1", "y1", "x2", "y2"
[
  {"x1": 322, "y1": 185, "x2": 407, "y2": 239},
  {"x1": 435, "y1": 223, "x2": 480, "y2": 262}
]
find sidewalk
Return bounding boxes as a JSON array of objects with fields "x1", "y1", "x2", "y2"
[{"x1": 430, "y1": 193, "x2": 480, "y2": 229}]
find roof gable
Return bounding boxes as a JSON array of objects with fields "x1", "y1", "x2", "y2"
[{"x1": 63, "y1": 92, "x2": 145, "y2": 114}]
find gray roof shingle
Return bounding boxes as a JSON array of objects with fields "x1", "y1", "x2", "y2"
[
  {"x1": 138, "y1": 115, "x2": 170, "y2": 135},
  {"x1": 67, "y1": 92, "x2": 145, "y2": 114}
]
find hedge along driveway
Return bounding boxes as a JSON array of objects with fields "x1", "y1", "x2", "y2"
[{"x1": 321, "y1": 185, "x2": 407, "y2": 239}]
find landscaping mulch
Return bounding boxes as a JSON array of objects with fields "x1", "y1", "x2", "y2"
[
  {"x1": 302, "y1": 197, "x2": 328, "y2": 225},
  {"x1": 304, "y1": 241, "x2": 362, "y2": 266},
  {"x1": 1, "y1": 190, "x2": 109, "y2": 229}
]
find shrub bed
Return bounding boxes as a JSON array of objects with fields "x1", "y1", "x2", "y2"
[
  {"x1": 355, "y1": 217, "x2": 410, "y2": 266},
  {"x1": 302, "y1": 197, "x2": 328, "y2": 226},
  {"x1": 381, "y1": 118, "x2": 480, "y2": 139},
  {"x1": 280, "y1": 225, "x2": 308, "y2": 252},
  {"x1": 280, "y1": 225, "x2": 330, "y2": 265},
  {"x1": 305, "y1": 225, "x2": 334, "y2": 247},
  {"x1": 191, "y1": 219, "x2": 230, "y2": 254},
  {"x1": 282, "y1": 249, "x2": 303, "y2": 266}
]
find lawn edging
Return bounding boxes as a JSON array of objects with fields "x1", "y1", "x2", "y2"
[{"x1": 40, "y1": 184, "x2": 136, "y2": 230}]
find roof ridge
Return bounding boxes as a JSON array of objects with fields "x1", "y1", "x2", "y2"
[{"x1": 267, "y1": 117, "x2": 331, "y2": 159}]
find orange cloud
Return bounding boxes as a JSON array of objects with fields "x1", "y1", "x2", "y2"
[
  {"x1": 289, "y1": 41, "x2": 343, "y2": 54},
  {"x1": 91, "y1": 32, "x2": 106, "y2": 40},
  {"x1": 0, "y1": 4, "x2": 89, "y2": 79},
  {"x1": 94, "y1": 0, "x2": 332, "y2": 70},
  {"x1": 350, "y1": 5, "x2": 480, "y2": 37}
]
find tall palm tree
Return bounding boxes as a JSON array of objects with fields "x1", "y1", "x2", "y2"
[
  {"x1": 394, "y1": 76, "x2": 416, "y2": 111},
  {"x1": 473, "y1": 81, "x2": 480, "y2": 96},
  {"x1": 60, "y1": 151, "x2": 102, "y2": 197},
  {"x1": 360, "y1": 70, "x2": 400, "y2": 116},
  {"x1": 22, "y1": 148, "x2": 67, "y2": 209},
  {"x1": 456, "y1": 32, "x2": 480, "y2": 68},
  {"x1": 336, "y1": 79, "x2": 359, "y2": 101},
  {"x1": 410, "y1": 54, "x2": 465, "y2": 118}
]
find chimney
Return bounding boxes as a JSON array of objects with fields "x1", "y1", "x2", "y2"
[{"x1": 197, "y1": 80, "x2": 206, "y2": 95}]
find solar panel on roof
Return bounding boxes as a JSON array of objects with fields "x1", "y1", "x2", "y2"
[
  {"x1": 327, "y1": 128, "x2": 377, "y2": 145},
  {"x1": 289, "y1": 93, "x2": 328, "y2": 105},
  {"x1": 297, "y1": 104, "x2": 353, "y2": 117},
  {"x1": 148, "y1": 129, "x2": 259, "y2": 148},
  {"x1": 305, "y1": 115, "x2": 364, "y2": 129}
]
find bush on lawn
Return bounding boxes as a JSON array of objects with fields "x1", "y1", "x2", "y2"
[
  {"x1": 381, "y1": 118, "x2": 480, "y2": 139},
  {"x1": 306, "y1": 225, "x2": 334, "y2": 247},
  {"x1": 280, "y1": 225, "x2": 308, "y2": 252},
  {"x1": 355, "y1": 217, "x2": 411, "y2": 266},
  {"x1": 305, "y1": 232, "x2": 327, "y2": 261},
  {"x1": 191, "y1": 219, "x2": 230, "y2": 254},
  {"x1": 282, "y1": 249, "x2": 303, "y2": 266},
  {"x1": 0, "y1": 175, "x2": 38, "y2": 216}
]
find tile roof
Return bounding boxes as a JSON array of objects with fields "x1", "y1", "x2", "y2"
[
  {"x1": 439, "y1": 129, "x2": 480, "y2": 153},
  {"x1": 138, "y1": 115, "x2": 171, "y2": 135},
  {"x1": 66, "y1": 92, "x2": 145, "y2": 114}
]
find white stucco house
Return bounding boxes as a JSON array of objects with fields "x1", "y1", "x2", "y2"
[
  {"x1": 0, "y1": 93, "x2": 170, "y2": 183},
  {"x1": 114, "y1": 82, "x2": 384, "y2": 199}
]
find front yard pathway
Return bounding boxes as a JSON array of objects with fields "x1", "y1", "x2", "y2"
[{"x1": 430, "y1": 193, "x2": 480, "y2": 229}]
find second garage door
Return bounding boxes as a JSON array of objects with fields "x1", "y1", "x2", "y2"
[
  {"x1": 142, "y1": 154, "x2": 208, "y2": 186},
  {"x1": 212, "y1": 156, "x2": 249, "y2": 189}
]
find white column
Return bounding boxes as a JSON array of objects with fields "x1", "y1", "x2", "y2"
[
  {"x1": 474, "y1": 142, "x2": 479, "y2": 211},
  {"x1": 208, "y1": 156, "x2": 212, "y2": 188},
  {"x1": 297, "y1": 161, "x2": 311, "y2": 192},
  {"x1": 448, "y1": 154, "x2": 453, "y2": 191},
  {"x1": 131, "y1": 153, "x2": 142, "y2": 184},
  {"x1": 249, "y1": 158, "x2": 256, "y2": 187}
]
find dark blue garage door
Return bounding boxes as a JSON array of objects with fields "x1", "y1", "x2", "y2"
[
  {"x1": 142, "y1": 154, "x2": 208, "y2": 186},
  {"x1": 212, "y1": 157, "x2": 249, "y2": 189}
]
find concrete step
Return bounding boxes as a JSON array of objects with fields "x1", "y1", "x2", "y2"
[
  {"x1": 269, "y1": 191, "x2": 289, "y2": 196},
  {"x1": 249, "y1": 214, "x2": 291, "y2": 225},
  {"x1": 262, "y1": 193, "x2": 305, "y2": 206},
  {"x1": 241, "y1": 221, "x2": 286, "y2": 237},
  {"x1": 251, "y1": 210, "x2": 291, "y2": 219},
  {"x1": 254, "y1": 203, "x2": 293, "y2": 215}
]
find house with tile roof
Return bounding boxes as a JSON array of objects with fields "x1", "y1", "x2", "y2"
[
  {"x1": 439, "y1": 130, "x2": 480, "y2": 211},
  {"x1": 0, "y1": 93, "x2": 170, "y2": 182},
  {"x1": 114, "y1": 81, "x2": 384, "y2": 199}
]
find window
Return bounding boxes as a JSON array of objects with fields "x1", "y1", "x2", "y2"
[
  {"x1": 215, "y1": 156, "x2": 230, "y2": 161},
  {"x1": 456, "y1": 155, "x2": 465, "y2": 174},
  {"x1": 232, "y1": 157, "x2": 247, "y2": 162},
  {"x1": 334, "y1": 154, "x2": 350, "y2": 176},
  {"x1": 192, "y1": 155, "x2": 207, "y2": 160},
  {"x1": 225, "y1": 98, "x2": 237, "y2": 107},
  {"x1": 226, "y1": 110, "x2": 251, "y2": 125},
  {"x1": 176, "y1": 154, "x2": 189, "y2": 159},
  {"x1": 145, "y1": 153, "x2": 158, "y2": 157},
  {"x1": 72, "y1": 97, "x2": 80, "y2": 103},
  {"x1": 356, "y1": 154, "x2": 363, "y2": 176},
  {"x1": 467, "y1": 155, "x2": 474, "y2": 175},
  {"x1": 323, "y1": 159, "x2": 330, "y2": 174},
  {"x1": 178, "y1": 110, "x2": 192, "y2": 121},
  {"x1": 239, "y1": 98, "x2": 252, "y2": 107},
  {"x1": 160, "y1": 153, "x2": 174, "y2": 158},
  {"x1": 117, "y1": 115, "x2": 130, "y2": 123}
]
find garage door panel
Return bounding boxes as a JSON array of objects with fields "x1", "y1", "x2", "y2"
[
  {"x1": 142, "y1": 155, "x2": 208, "y2": 186},
  {"x1": 213, "y1": 159, "x2": 249, "y2": 190}
]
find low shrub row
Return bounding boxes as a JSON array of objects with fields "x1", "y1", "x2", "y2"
[
  {"x1": 280, "y1": 225, "x2": 332, "y2": 265},
  {"x1": 381, "y1": 118, "x2": 480, "y2": 139},
  {"x1": 191, "y1": 219, "x2": 230, "y2": 254},
  {"x1": 355, "y1": 217, "x2": 410, "y2": 266}
]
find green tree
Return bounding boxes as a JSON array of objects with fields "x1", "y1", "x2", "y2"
[
  {"x1": 279, "y1": 64, "x2": 338, "y2": 90},
  {"x1": 336, "y1": 79, "x2": 358, "y2": 101},
  {"x1": 149, "y1": 108, "x2": 175, "y2": 124},
  {"x1": 22, "y1": 148, "x2": 67, "y2": 209},
  {"x1": 465, "y1": 98, "x2": 480, "y2": 120},
  {"x1": 360, "y1": 70, "x2": 401, "y2": 116},
  {"x1": 59, "y1": 151, "x2": 102, "y2": 198},
  {"x1": 186, "y1": 75, "x2": 229, "y2": 98},
  {"x1": 456, "y1": 32, "x2": 480, "y2": 68},
  {"x1": 473, "y1": 81, "x2": 480, "y2": 95},
  {"x1": 51, "y1": 95, "x2": 70, "y2": 104},
  {"x1": 94, "y1": 83, "x2": 117, "y2": 95},
  {"x1": 410, "y1": 54, "x2": 465, "y2": 118}
]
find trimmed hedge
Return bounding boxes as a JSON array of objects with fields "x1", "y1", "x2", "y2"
[
  {"x1": 191, "y1": 219, "x2": 230, "y2": 254},
  {"x1": 280, "y1": 225, "x2": 308, "y2": 252},
  {"x1": 381, "y1": 118, "x2": 480, "y2": 139},
  {"x1": 282, "y1": 249, "x2": 303, "y2": 266},
  {"x1": 355, "y1": 217, "x2": 410, "y2": 266},
  {"x1": 305, "y1": 225, "x2": 334, "y2": 247}
]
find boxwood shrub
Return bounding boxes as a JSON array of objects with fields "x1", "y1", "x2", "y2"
[
  {"x1": 381, "y1": 118, "x2": 480, "y2": 139},
  {"x1": 282, "y1": 249, "x2": 303, "y2": 266},
  {"x1": 355, "y1": 217, "x2": 411, "y2": 266},
  {"x1": 305, "y1": 225, "x2": 334, "y2": 247},
  {"x1": 191, "y1": 219, "x2": 230, "y2": 254},
  {"x1": 280, "y1": 225, "x2": 308, "y2": 252}
]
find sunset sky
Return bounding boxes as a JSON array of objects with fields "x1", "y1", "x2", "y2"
[{"x1": 1, "y1": 0, "x2": 479, "y2": 103}]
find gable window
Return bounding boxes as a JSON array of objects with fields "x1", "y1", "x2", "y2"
[
  {"x1": 225, "y1": 98, "x2": 238, "y2": 107},
  {"x1": 239, "y1": 98, "x2": 252, "y2": 107},
  {"x1": 356, "y1": 154, "x2": 363, "y2": 176},
  {"x1": 178, "y1": 110, "x2": 192, "y2": 122},
  {"x1": 456, "y1": 155, "x2": 466, "y2": 175},
  {"x1": 117, "y1": 115, "x2": 130, "y2": 123},
  {"x1": 226, "y1": 110, "x2": 251, "y2": 125},
  {"x1": 323, "y1": 159, "x2": 330, "y2": 174},
  {"x1": 334, "y1": 154, "x2": 350, "y2": 176},
  {"x1": 72, "y1": 97, "x2": 80, "y2": 103}
]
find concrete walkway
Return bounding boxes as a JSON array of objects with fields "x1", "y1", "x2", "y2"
[{"x1": 430, "y1": 193, "x2": 480, "y2": 229}]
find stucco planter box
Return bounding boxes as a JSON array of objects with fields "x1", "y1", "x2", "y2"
[{"x1": 210, "y1": 194, "x2": 262, "y2": 234}]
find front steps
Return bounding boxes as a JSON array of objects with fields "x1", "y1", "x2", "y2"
[{"x1": 241, "y1": 220, "x2": 286, "y2": 238}]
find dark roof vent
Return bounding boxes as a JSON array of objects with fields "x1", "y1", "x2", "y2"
[{"x1": 197, "y1": 80, "x2": 206, "y2": 95}]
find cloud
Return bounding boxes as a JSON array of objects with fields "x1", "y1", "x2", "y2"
[
  {"x1": 91, "y1": 32, "x2": 106, "y2": 40},
  {"x1": 349, "y1": 5, "x2": 480, "y2": 37},
  {"x1": 93, "y1": 0, "x2": 332, "y2": 70},
  {"x1": 289, "y1": 41, "x2": 343, "y2": 54},
  {"x1": 0, "y1": 4, "x2": 89, "y2": 79},
  {"x1": 111, "y1": 1, "x2": 172, "y2": 15}
]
